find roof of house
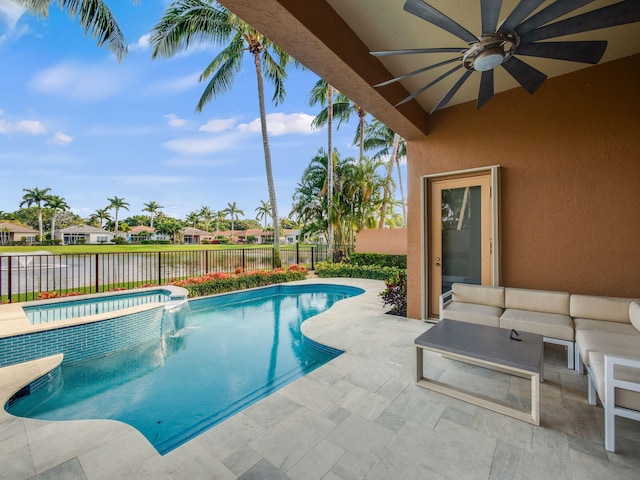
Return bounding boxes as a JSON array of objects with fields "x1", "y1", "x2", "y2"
[
  {"x1": 129, "y1": 226, "x2": 156, "y2": 233},
  {"x1": 0, "y1": 222, "x2": 38, "y2": 234},
  {"x1": 58, "y1": 225, "x2": 115, "y2": 235},
  {"x1": 182, "y1": 227, "x2": 214, "y2": 236}
]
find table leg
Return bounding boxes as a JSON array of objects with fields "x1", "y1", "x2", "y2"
[{"x1": 415, "y1": 346, "x2": 424, "y2": 383}]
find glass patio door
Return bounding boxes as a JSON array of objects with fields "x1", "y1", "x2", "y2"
[{"x1": 429, "y1": 174, "x2": 493, "y2": 318}]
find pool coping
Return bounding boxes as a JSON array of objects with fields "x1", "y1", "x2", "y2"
[{"x1": 0, "y1": 286, "x2": 188, "y2": 338}]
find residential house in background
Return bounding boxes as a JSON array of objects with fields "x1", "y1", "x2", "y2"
[
  {"x1": 182, "y1": 227, "x2": 215, "y2": 244},
  {"x1": 119, "y1": 226, "x2": 170, "y2": 243},
  {"x1": 55, "y1": 225, "x2": 115, "y2": 245},
  {"x1": 0, "y1": 222, "x2": 38, "y2": 244}
]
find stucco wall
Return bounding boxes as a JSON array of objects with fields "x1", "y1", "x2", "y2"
[
  {"x1": 406, "y1": 55, "x2": 640, "y2": 319},
  {"x1": 356, "y1": 229, "x2": 407, "y2": 255}
]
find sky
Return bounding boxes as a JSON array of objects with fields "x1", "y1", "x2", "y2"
[{"x1": 0, "y1": 1, "x2": 405, "y2": 223}]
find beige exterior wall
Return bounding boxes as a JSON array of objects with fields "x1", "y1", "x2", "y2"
[
  {"x1": 407, "y1": 55, "x2": 640, "y2": 319},
  {"x1": 356, "y1": 229, "x2": 407, "y2": 255}
]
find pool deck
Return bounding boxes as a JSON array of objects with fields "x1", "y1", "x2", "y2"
[{"x1": 1, "y1": 278, "x2": 639, "y2": 479}]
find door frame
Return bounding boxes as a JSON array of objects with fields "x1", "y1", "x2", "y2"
[{"x1": 421, "y1": 166, "x2": 501, "y2": 320}]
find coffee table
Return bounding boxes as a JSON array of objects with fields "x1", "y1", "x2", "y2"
[{"x1": 415, "y1": 319, "x2": 544, "y2": 425}]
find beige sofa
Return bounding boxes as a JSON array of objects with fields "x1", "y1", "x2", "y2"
[
  {"x1": 439, "y1": 284, "x2": 640, "y2": 452},
  {"x1": 440, "y1": 284, "x2": 575, "y2": 368}
]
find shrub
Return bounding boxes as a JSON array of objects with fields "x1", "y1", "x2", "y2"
[
  {"x1": 379, "y1": 273, "x2": 407, "y2": 316},
  {"x1": 314, "y1": 262, "x2": 402, "y2": 281},
  {"x1": 169, "y1": 265, "x2": 308, "y2": 297},
  {"x1": 349, "y1": 253, "x2": 407, "y2": 269}
]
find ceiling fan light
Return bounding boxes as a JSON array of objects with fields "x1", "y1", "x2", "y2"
[{"x1": 474, "y1": 48, "x2": 504, "y2": 71}]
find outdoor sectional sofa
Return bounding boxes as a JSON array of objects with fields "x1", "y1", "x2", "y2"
[{"x1": 439, "y1": 283, "x2": 640, "y2": 452}]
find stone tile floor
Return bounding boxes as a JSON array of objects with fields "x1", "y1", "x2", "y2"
[{"x1": 1, "y1": 278, "x2": 638, "y2": 479}]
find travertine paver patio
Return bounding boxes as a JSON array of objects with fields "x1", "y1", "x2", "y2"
[{"x1": 0, "y1": 278, "x2": 638, "y2": 479}]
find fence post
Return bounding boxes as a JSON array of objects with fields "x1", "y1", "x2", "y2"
[
  {"x1": 242, "y1": 248, "x2": 246, "y2": 270},
  {"x1": 311, "y1": 246, "x2": 315, "y2": 271},
  {"x1": 94, "y1": 254, "x2": 99, "y2": 293},
  {"x1": 296, "y1": 242, "x2": 299, "y2": 265},
  {"x1": 158, "y1": 251, "x2": 162, "y2": 285},
  {"x1": 7, "y1": 256, "x2": 12, "y2": 303}
]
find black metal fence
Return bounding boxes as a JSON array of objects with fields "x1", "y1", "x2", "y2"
[{"x1": 0, "y1": 244, "x2": 353, "y2": 303}]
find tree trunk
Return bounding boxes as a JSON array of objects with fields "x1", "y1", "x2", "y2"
[
  {"x1": 394, "y1": 138, "x2": 407, "y2": 226},
  {"x1": 37, "y1": 208, "x2": 43, "y2": 243},
  {"x1": 252, "y1": 49, "x2": 281, "y2": 267},
  {"x1": 327, "y1": 85, "x2": 334, "y2": 261},
  {"x1": 378, "y1": 134, "x2": 401, "y2": 228}
]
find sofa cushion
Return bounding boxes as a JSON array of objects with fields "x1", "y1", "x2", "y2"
[
  {"x1": 500, "y1": 309, "x2": 574, "y2": 341},
  {"x1": 570, "y1": 294, "x2": 633, "y2": 324},
  {"x1": 573, "y1": 318, "x2": 640, "y2": 336},
  {"x1": 442, "y1": 302, "x2": 502, "y2": 327},
  {"x1": 505, "y1": 288, "x2": 569, "y2": 315},
  {"x1": 589, "y1": 352, "x2": 640, "y2": 411},
  {"x1": 630, "y1": 300, "x2": 640, "y2": 333},
  {"x1": 576, "y1": 330, "x2": 640, "y2": 366},
  {"x1": 451, "y1": 283, "x2": 504, "y2": 308}
]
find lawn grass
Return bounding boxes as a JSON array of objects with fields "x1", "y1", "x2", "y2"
[{"x1": 0, "y1": 243, "x2": 304, "y2": 254}]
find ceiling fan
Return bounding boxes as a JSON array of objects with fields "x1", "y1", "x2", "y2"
[{"x1": 371, "y1": 0, "x2": 640, "y2": 113}]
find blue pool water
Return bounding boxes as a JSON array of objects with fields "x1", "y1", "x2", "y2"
[
  {"x1": 7, "y1": 284, "x2": 363, "y2": 454},
  {"x1": 23, "y1": 290, "x2": 172, "y2": 324}
]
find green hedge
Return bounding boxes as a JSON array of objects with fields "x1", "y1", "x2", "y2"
[
  {"x1": 173, "y1": 269, "x2": 307, "y2": 297},
  {"x1": 349, "y1": 253, "x2": 407, "y2": 269},
  {"x1": 314, "y1": 262, "x2": 403, "y2": 281}
]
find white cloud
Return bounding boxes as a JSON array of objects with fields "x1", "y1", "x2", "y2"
[
  {"x1": 119, "y1": 175, "x2": 189, "y2": 185},
  {"x1": 0, "y1": 0, "x2": 26, "y2": 29},
  {"x1": 163, "y1": 157, "x2": 230, "y2": 168},
  {"x1": 49, "y1": 131, "x2": 73, "y2": 145},
  {"x1": 143, "y1": 72, "x2": 201, "y2": 96},
  {"x1": 237, "y1": 112, "x2": 316, "y2": 136},
  {"x1": 29, "y1": 62, "x2": 131, "y2": 102},
  {"x1": 129, "y1": 33, "x2": 150, "y2": 52},
  {"x1": 199, "y1": 118, "x2": 237, "y2": 133},
  {"x1": 164, "y1": 113, "x2": 189, "y2": 128},
  {"x1": 0, "y1": 115, "x2": 46, "y2": 135},
  {"x1": 163, "y1": 131, "x2": 243, "y2": 155}
]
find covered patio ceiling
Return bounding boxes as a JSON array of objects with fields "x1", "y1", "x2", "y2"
[{"x1": 218, "y1": 0, "x2": 640, "y2": 140}]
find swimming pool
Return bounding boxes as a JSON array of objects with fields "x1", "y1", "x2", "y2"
[
  {"x1": 23, "y1": 289, "x2": 174, "y2": 324},
  {"x1": 6, "y1": 283, "x2": 363, "y2": 454}
]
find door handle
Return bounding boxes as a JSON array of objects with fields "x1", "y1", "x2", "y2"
[{"x1": 435, "y1": 256, "x2": 441, "y2": 267}]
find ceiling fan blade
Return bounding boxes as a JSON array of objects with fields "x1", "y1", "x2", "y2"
[
  {"x1": 500, "y1": 0, "x2": 545, "y2": 32},
  {"x1": 370, "y1": 47, "x2": 463, "y2": 57},
  {"x1": 395, "y1": 64, "x2": 463, "y2": 106},
  {"x1": 501, "y1": 56, "x2": 547, "y2": 94},
  {"x1": 516, "y1": 0, "x2": 594, "y2": 36},
  {"x1": 481, "y1": 0, "x2": 503, "y2": 34},
  {"x1": 403, "y1": 0, "x2": 478, "y2": 44},
  {"x1": 520, "y1": 0, "x2": 640, "y2": 44},
  {"x1": 374, "y1": 57, "x2": 462, "y2": 87},
  {"x1": 516, "y1": 40, "x2": 607, "y2": 64},
  {"x1": 477, "y1": 70, "x2": 494, "y2": 109},
  {"x1": 431, "y1": 70, "x2": 474, "y2": 114}
]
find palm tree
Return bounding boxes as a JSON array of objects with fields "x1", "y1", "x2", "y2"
[
  {"x1": 223, "y1": 201, "x2": 244, "y2": 237},
  {"x1": 362, "y1": 119, "x2": 407, "y2": 227},
  {"x1": 185, "y1": 211, "x2": 200, "y2": 229},
  {"x1": 45, "y1": 195, "x2": 69, "y2": 242},
  {"x1": 308, "y1": 79, "x2": 336, "y2": 261},
  {"x1": 214, "y1": 210, "x2": 226, "y2": 232},
  {"x1": 255, "y1": 200, "x2": 272, "y2": 230},
  {"x1": 150, "y1": 1, "x2": 300, "y2": 266},
  {"x1": 198, "y1": 206, "x2": 213, "y2": 232},
  {"x1": 142, "y1": 201, "x2": 163, "y2": 228},
  {"x1": 90, "y1": 208, "x2": 112, "y2": 229},
  {"x1": 20, "y1": 187, "x2": 51, "y2": 242},
  {"x1": 16, "y1": 0, "x2": 128, "y2": 61},
  {"x1": 107, "y1": 196, "x2": 129, "y2": 233}
]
